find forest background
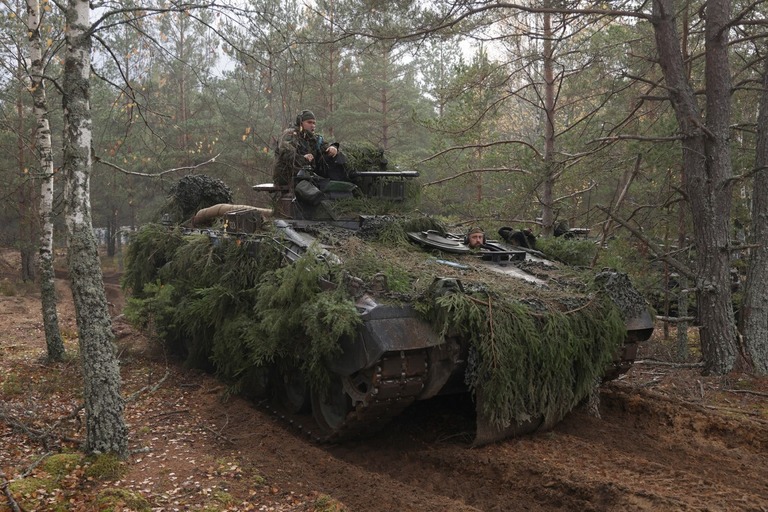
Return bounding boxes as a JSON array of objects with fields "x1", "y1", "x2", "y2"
[{"x1": 1, "y1": 0, "x2": 767, "y2": 377}]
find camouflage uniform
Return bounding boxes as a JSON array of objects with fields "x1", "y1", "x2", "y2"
[{"x1": 272, "y1": 116, "x2": 348, "y2": 186}]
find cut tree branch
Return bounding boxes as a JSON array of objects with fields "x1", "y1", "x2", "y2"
[{"x1": 0, "y1": 469, "x2": 22, "y2": 512}]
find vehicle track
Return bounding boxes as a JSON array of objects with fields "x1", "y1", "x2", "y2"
[{"x1": 282, "y1": 384, "x2": 768, "y2": 512}]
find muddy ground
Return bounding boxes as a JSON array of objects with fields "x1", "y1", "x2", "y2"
[{"x1": 1, "y1": 248, "x2": 767, "y2": 511}]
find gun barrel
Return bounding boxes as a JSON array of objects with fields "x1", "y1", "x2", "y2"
[{"x1": 353, "y1": 171, "x2": 419, "y2": 178}]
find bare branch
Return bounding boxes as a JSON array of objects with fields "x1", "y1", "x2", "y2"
[
  {"x1": 728, "y1": 0, "x2": 768, "y2": 30},
  {"x1": 726, "y1": 388, "x2": 768, "y2": 398},
  {"x1": 0, "y1": 468, "x2": 22, "y2": 512},
  {"x1": 419, "y1": 140, "x2": 542, "y2": 163},
  {"x1": 723, "y1": 165, "x2": 768, "y2": 186},
  {"x1": 591, "y1": 154, "x2": 642, "y2": 267},
  {"x1": 592, "y1": 134, "x2": 685, "y2": 143},
  {"x1": 125, "y1": 371, "x2": 171, "y2": 403},
  {"x1": 553, "y1": 181, "x2": 596, "y2": 203},
  {"x1": 422, "y1": 168, "x2": 530, "y2": 187},
  {"x1": 94, "y1": 153, "x2": 221, "y2": 178},
  {"x1": 635, "y1": 358, "x2": 703, "y2": 367}
]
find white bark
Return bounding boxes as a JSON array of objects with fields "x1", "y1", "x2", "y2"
[
  {"x1": 63, "y1": 0, "x2": 128, "y2": 457},
  {"x1": 27, "y1": 0, "x2": 65, "y2": 362}
]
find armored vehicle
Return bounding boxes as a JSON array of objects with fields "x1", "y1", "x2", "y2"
[{"x1": 124, "y1": 159, "x2": 654, "y2": 446}]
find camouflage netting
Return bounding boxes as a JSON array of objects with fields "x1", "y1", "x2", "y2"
[
  {"x1": 593, "y1": 270, "x2": 650, "y2": 321},
  {"x1": 342, "y1": 142, "x2": 390, "y2": 173},
  {"x1": 124, "y1": 214, "x2": 633, "y2": 430},
  {"x1": 158, "y1": 174, "x2": 233, "y2": 224}
]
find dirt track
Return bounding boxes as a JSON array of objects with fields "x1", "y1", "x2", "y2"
[
  {"x1": 186, "y1": 370, "x2": 768, "y2": 512},
  {"x1": 2, "y1": 249, "x2": 768, "y2": 511}
]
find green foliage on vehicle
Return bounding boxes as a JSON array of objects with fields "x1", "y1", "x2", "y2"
[
  {"x1": 125, "y1": 218, "x2": 630, "y2": 431},
  {"x1": 418, "y1": 288, "x2": 625, "y2": 429},
  {"x1": 124, "y1": 224, "x2": 360, "y2": 391}
]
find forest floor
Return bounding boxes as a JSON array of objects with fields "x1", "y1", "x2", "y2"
[{"x1": 1, "y1": 247, "x2": 768, "y2": 512}]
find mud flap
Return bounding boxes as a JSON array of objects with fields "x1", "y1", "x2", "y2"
[{"x1": 472, "y1": 388, "x2": 545, "y2": 447}]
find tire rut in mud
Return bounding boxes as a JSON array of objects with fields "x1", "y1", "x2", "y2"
[{"x1": 299, "y1": 386, "x2": 768, "y2": 512}]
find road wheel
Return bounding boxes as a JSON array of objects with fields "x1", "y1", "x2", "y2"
[
  {"x1": 275, "y1": 365, "x2": 311, "y2": 414},
  {"x1": 311, "y1": 373, "x2": 352, "y2": 434}
]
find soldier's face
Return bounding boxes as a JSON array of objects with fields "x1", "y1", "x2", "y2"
[
  {"x1": 468, "y1": 232, "x2": 484, "y2": 248},
  {"x1": 301, "y1": 119, "x2": 317, "y2": 132}
]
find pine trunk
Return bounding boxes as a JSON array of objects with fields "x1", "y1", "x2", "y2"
[
  {"x1": 540, "y1": 7, "x2": 556, "y2": 237},
  {"x1": 741, "y1": 53, "x2": 768, "y2": 374},
  {"x1": 651, "y1": 0, "x2": 737, "y2": 374}
]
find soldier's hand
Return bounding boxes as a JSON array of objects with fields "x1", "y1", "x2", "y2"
[
  {"x1": 326, "y1": 146, "x2": 338, "y2": 157},
  {"x1": 304, "y1": 153, "x2": 314, "y2": 162}
]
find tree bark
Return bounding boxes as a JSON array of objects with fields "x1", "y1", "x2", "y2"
[
  {"x1": 27, "y1": 0, "x2": 65, "y2": 362},
  {"x1": 540, "y1": 6, "x2": 556, "y2": 236},
  {"x1": 62, "y1": 0, "x2": 128, "y2": 457},
  {"x1": 651, "y1": 0, "x2": 737, "y2": 374},
  {"x1": 741, "y1": 51, "x2": 768, "y2": 374},
  {"x1": 17, "y1": 55, "x2": 38, "y2": 284}
]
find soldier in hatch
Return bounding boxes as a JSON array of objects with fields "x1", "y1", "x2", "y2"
[
  {"x1": 465, "y1": 226, "x2": 486, "y2": 249},
  {"x1": 272, "y1": 110, "x2": 350, "y2": 186}
]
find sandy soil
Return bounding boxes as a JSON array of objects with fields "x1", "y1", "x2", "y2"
[{"x1": 1, "y1": 247, "x2": 767, "y2": 511}]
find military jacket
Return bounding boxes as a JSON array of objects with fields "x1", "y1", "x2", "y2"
[{"x1": 272, "y1": 127, "x2": 331, "y2": 186}]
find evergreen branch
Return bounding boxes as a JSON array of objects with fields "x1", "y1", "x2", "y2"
[
  {"x1": 337, "y1": 3, "x2": 651, "y2": 42},
  {"x1": 485, "y1": 296, "x2": 500, "y2": 370}
]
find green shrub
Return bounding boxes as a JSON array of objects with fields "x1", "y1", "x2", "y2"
[{"x1": 537, "y1": 236, "x2": 597, "y2": 267}]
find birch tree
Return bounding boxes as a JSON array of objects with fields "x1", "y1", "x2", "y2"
[
  {"x1": 27, "y1": 0, "x2": 65, "y2": 362},
  {"x1": 62, "y1": 0, "x2": 127, "y2": 456}
]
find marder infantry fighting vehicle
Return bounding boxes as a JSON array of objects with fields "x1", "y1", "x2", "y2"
[{"x1": 124, "y1": 152, "x2": 654, "y2": 446}]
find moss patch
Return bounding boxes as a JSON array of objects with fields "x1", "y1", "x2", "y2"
[
  {"x1": 84, "y1": 453, "x2": 126, "y2": 481},
  {"x1": 96, "y1": 488, "x2": 151, "y2": 511}
]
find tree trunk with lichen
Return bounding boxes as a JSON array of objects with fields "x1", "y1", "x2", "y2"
[{"x1": 62, "y1": 0, "x2": 127, "y2": 457}]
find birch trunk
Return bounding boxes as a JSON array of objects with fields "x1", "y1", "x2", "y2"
[
  {"x1": 62, "y1": 0, "x2": 127, "y2": 457},
  {"x1": 27, "y1": 0, "x2": 65, "y2": 362}
]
